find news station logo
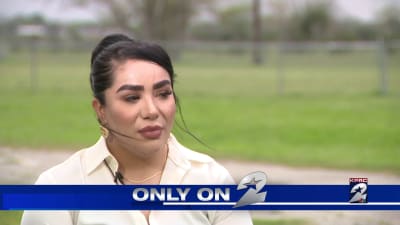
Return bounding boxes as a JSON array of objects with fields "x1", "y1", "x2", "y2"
[
  {"x1": 234, "y1": 171, "x2": 267, "y2": 208},
  {"x1": 349, "y1": 178, "x2": 368, "y2": 203}
]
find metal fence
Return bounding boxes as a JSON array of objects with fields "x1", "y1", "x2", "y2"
[
  {"x1": 1, "y1": 38, "x2": 399, "y2": 95},
  {"x1": 174, "y1": 40, "x2": 400, "y2": 96}
]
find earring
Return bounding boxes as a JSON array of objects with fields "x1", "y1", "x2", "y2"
[{"x1": 100, "y1": 125, "x2": 109, "y2": 139}]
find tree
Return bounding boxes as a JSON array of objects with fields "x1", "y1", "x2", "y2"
[
  {"x1": 70, "y1": 0, "x2": 212, "y2": 41},
  {"x1": 376, "y1": 4, "x2": 400, "y2": 40},
  {"x1": 332, "y1": 19, "x2": 377, "y2": 41},
  {"x1": 288, "y1": 0, "x2": 334, "y2": 40},
  {"x1": 189, "y1": 4, "x2": 252, "y2": 41},
  {"x1": 268, "y1": 0, "x2": 291, "y2": 40}
]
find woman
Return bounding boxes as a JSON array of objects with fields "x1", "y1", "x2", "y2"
[{"x1": 21, "y1": 34, "x2": 253, "y2": 225}]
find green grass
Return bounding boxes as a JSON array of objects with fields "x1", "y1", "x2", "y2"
[
  {"x1": 174, "y1": 95, "x2": 399, "y2": 172},
  {"x1": 0, "y1": 50, "x2": 399, "y2": 173},
  {"x1": 0, "y1": 211, "x2": 23, "y2": 225}
]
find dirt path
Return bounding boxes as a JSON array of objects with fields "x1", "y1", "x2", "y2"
[{"x1": 1, "y1": 146, "x2": 399, "y2": 224}]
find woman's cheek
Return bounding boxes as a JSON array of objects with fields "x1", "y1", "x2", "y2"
[
  {"x1": 109, "y1": 103, "x2": 138, "y2": 125},
  {"x1": 166, "y1": 102, "x2": 176, "y2": 120}
]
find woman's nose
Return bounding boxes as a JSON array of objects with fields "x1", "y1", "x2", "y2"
[{"x1": 140, "y1": 97, "x2": 159, "y2": 120}]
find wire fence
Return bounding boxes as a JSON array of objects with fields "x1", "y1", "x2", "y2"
[
  {"x1": 1, "y1": 39, "x2": 399, "y2": 96},
  {"x1": 171, "y1": 40, "x2": 400, "y2": 96}
]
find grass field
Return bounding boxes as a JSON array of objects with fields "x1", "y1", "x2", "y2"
[{"x1": 0, "y1": 49, "x2": 399, "y2": 173}]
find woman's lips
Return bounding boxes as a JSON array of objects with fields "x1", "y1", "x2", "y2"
[{"x1": 138, "y1": 126, "x2": 162, "y2": 139}]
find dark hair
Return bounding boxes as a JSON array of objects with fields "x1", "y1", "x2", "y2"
[{"x1": 90, "y1": 33, "x2": 175, "y2": 105}]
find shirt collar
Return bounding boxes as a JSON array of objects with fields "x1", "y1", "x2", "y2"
[
  {"x1": 160, "y1": 134, "x2": 191, "y2": 184},
  {"x1": 84, "y1": 136, "x2": 118, "y2": 175},
  {"x1": 166, "y1": 134, "x2": 191, "y2": 170}
]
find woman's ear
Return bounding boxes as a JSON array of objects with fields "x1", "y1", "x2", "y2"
[{"x1": 92, "y1": 98, "x2": 106, "y2": 124}]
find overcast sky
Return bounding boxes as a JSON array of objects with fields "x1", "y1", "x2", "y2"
[
  {"x1": 1, "y1": 0, "x2": 399, "y2": 23},
  {"x1": 0, "y1": 0, "x2": 100, "y2": 22}
]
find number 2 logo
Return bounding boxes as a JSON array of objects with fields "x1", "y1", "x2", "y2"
[
  {"x1": 234, "y1": 171, "x2": 267, "y2": 208},
  {"x1": 349, "y1": 183, "x2": 368, "y2": 203}
]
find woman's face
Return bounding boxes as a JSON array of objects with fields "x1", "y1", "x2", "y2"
[{"x1": 94, "y1": 59, "x2": 176, "y2": 157}]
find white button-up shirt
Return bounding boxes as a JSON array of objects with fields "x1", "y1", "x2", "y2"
[{"x1": 21, "y1": 135, "x2": 253, "y2": 225}]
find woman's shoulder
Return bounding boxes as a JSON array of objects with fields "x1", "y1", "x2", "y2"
[
  {"x1": 168, "y1": 135, "x2": 235, "y2": 184},
  {"x1": 35, "y1": 148, "x2": 88, "y2": 184},
  {"x1": 168, "y1": 134, "x2": 217, "y2": 164},
  {"x1": 35, "y1": 137, "x2": 111, "y2": 184}
]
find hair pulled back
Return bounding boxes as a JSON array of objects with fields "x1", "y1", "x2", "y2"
[{"x1": 89, "y1": 33, "x2": 175, "y2": 105}]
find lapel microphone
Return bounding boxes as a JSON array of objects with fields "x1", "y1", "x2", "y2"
[
  {"x1": 104, "y1": 159, "x2": 125, "y2": 185},
  {"x1": 114, "y1": 171, "x2": 125, "y2": 185}
]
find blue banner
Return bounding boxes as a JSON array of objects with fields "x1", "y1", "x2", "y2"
[{"x1": 1, "y1": 185, "x2": 399, "y2": 210}]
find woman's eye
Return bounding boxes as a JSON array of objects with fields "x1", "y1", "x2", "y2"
[
  {"x1": 125, "y1": 95, "x2": 140, "y2": 102},
  {"x1": 159, "y1": 90, "x2": 172, "y2": 98}
]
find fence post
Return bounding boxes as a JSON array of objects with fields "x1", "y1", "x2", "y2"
[
  {"x1": 17, "y1": 24, "x2": 45, "y2": 92},
  {"x1": 378, "y1": 38, "x2": 388, "y2": 95},
  {"x1": 277, "y1": 42, "x2": 285, "y2": 95},
  {"x1": 29, "y1": 37, "x2": 39, "y2": 92},
  {"x1": 252, "y1": 0, "x2": 263, "y2": 65}
]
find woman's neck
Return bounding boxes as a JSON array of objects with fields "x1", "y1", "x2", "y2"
[{"x1": 106, "y1": 139, "x2": 168, "y2": 183}]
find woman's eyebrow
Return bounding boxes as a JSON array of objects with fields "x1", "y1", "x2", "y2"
[
  {"x1": 116, "y1": 80, "x2": 171, "y2": 93},
  {"x1": 153, "y1": 80, "x2": 171, "y2": 89},
  {"x1": 116, "y1": 84, "x2": 144, "y2": 93}
]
